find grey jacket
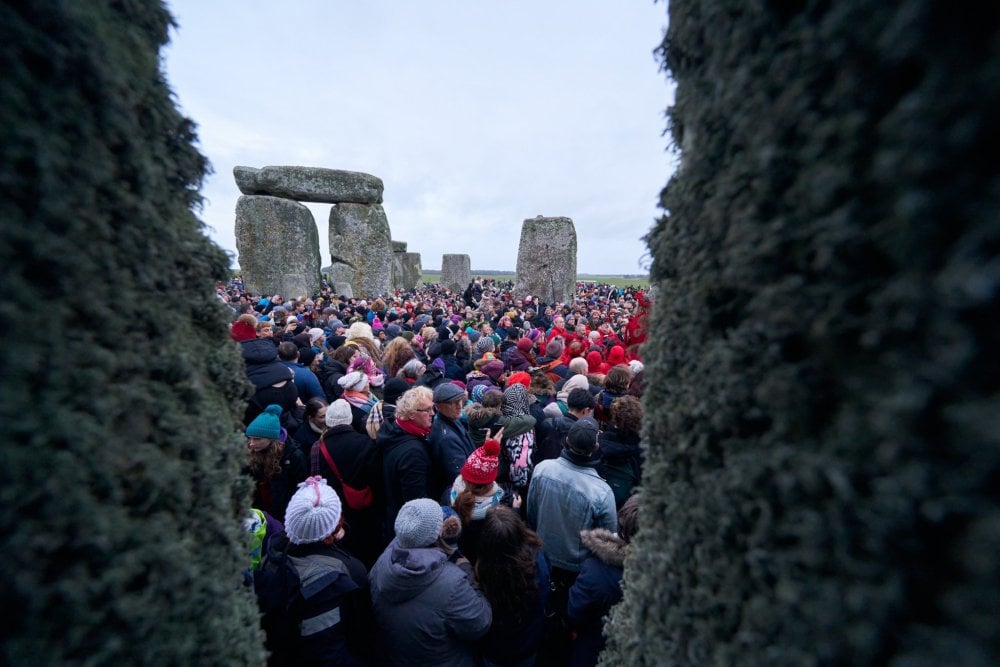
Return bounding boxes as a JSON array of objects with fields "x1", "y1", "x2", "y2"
[{"x1": 369, "y1": 540, "x2": 492, "y2": 666}]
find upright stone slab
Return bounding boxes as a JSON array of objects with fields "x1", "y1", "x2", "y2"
[
  {"x1": 233, "y1": 165, "x2": 383, "y2": 204},
  {"x1": 514, "y1": 216, "x2": 577, "y2": 304},
  {"x1": 397, "y1": 253, "x2": 422, "y2": 291},
  {"x1": 235, "y1": 195, "x2": 322, "y2": 297},
  {"x1": 441, "y1": 254, "x2": 471, "y2": 292},
  {"x1": 328, "y1": 203, "x2": 393, "y2": 298},
  {"x1": 333, "y1": 282, "x2": 354, "y2": 299},
  {"x1": 391, "y1": 241, "x2": 422, "y2": 290}
]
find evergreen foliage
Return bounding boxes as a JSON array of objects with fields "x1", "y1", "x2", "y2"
[
  {"x1": 605, "y1": 1, "x2": 999, "y2": 664},
  {"x1": 0, "y1": 2, "x2": 264, "y2": 664}
]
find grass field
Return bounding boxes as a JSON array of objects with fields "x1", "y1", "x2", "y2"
[{"x1": 420, "y1": 274, "x2": 649, "y2": 288}]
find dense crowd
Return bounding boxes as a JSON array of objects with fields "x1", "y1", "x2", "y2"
[{"x1": 226, "y1": 277, "x2": 651, "y2": 666}]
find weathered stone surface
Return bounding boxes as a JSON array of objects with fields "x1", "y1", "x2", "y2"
[
  {"x1": 514, "y1": 216, "x2": 577, "y2": 304},
  {"x1": 233, "y1": 165, "x2": 383, "y2": 204},
  {"x1": 393, "y1": 251, "x2": 422, "y2": 291},
  {"x1": 235, "y1": 195, "x2": 321, "y2": 297},
  {"x1": 328, "y1": 203, "x2": 393, "y2": 297},
  {"x1": 333, "y1": 282, "x2": 353, "y2": 299},
  {"x1": 391, "y1": 240, "x2": 408, "y2": 253},
  {"x1": 441, "y1": 254, "x2": 471, "y2": 292}
]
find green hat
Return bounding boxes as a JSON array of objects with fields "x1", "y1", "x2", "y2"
[{"x1": 246, "y1": 405, "x2": 282, "y2": 439}]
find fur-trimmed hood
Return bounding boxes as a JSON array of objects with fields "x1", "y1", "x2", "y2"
[{"x1": 580, "y1": 528, "x2": 628, "y2": 568}]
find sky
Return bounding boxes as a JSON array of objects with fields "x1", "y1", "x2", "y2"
[{"x1": 163, "y1": 1, "x2": 675, "y2": 275}]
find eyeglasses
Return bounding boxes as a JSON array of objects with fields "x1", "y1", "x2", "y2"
[{"x1": 415, "y1": 406, "x2": 435, "y2": 413}]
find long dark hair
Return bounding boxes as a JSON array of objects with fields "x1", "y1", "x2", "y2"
[{"x1": 475, "y1": 506, "x2": 542, "y2": 621}]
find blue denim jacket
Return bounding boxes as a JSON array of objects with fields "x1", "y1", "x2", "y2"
[{"x1": 527, "y1": 456, "x2": 617, "y2": 572}]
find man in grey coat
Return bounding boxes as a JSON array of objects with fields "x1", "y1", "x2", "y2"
[{"x1": 369, "y1": 498, "x2": 492, "y2": 666}]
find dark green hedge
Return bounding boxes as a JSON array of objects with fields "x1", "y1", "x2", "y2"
[
  {"x1": 605, "y1": 1, "x2": 999, "y2": 665},
  {"x1": 0, "y1": 2, "x2": 263, "y2": 664}
]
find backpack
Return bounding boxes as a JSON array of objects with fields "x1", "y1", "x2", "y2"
[{"x1": 253, "y1": 535, "x2": 303, "y2": 664}]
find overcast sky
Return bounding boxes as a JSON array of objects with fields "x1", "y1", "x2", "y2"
[{"x1": 163, "y1": 1, "x2": 674, "y2": 275}]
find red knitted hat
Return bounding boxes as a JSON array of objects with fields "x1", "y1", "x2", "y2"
[
  {"x1": 230, "y1": 320, "x2": 257, "y2": 342},
  {"x1": 507, "y1": 371, "x2": 531, "y2": 388},
  {"x1": 461, "y1": 438, "x2": 501, "y2": 485}
]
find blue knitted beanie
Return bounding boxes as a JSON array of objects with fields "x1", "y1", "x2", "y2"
[{"x1": 246, "y1": 404, "x2": 282, "y2": 439}]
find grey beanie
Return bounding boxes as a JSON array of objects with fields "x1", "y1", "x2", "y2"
[{"x1": 395, "y1": 498, "x2": 443, "y2": 548}]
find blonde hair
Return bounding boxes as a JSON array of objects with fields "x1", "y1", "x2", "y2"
[{"x1": 396, "y1": 386, "x2": 433, "y2": 420}]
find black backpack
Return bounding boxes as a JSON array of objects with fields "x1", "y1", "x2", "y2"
[{"x1": 253, "y1": 535, "x2": 302, "y2": 664}]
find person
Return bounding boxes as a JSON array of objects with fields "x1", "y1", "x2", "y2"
[
  {"x1": 246, "y1": 405, "x2": 309, "y2": 522},
  {"x1": 527, "y1": 417, "x2": 615, "y2": 597},
  {"x1": 476, "y1": 506, "x2": 550, "y2": 667},
  {"x1": 535, "y1": 387, "x2": 595, "y2": 465},
  {"x1": 364, "y1": 376, "x2": 410, "y2": 440},
  {"x1": 240, "y1": 330, "x2": 299, "y2": 426},
  {"x1": 381, "y1": 336, "x2": 415, "y2": 379},
  {"x1": 369, "y1": 498, "x2": 492, "y2": 666},
  {"x1": 377, "y1": 386, "x2": 435, "y2": 540},
  {"x1": 596, "y1": 395, "x2": 644, "y2": 508},
  {"x1": 337, "y1": 365, "x2": 381, "y2": 437},
  {"x1": 593, "y1": 364, "x2": 632, "y2": 428},
  {"x1": 437, "y1": 339, "x2": 466, "y2": 381},
  {"x1": 313, "y1": 399, "x2": 382, "y2": 568},
  {"x1": 449, "y1": 432, "x2": 508, "y2": 565},
  {"x1": 498, "y1": 384, "x2": 536, "y2": 491},
  {"x1": 255, "y1": 476, "x2": 373, "y2": 666},
  {"x1": 506, "y1": 337, "x2": 535, "y2": 373},
  {"x1": 279, "y1": 341, "x2": 325, "y2": 402},
  {"x1": 428, "y1": 382, "x2": 477, "y2": 502},
  {"x1": 292, "y1": 397, "x2": 327, "y2": 451},
  {"x1": 567, "y1": 494, "x2": 641, "y2": 666}
]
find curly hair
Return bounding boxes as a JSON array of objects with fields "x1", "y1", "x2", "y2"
[
  {"x1": 248, "y1": 440, "x2": 284, "y2": 479},
  {"x1": 475, "y1": 506, "x2": 543, "y2": 621},
  {"x1": 610, "y1": 394, "x2": 643, "y2": 435},
  {"x1": 395, "y1": 386, "x2": 433, "y2": 420},
  {"x1": 604, "y1": 365, "x2": 633, "y2": 394}
]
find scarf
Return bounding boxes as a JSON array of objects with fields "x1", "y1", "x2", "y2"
[
  {"x1": 397, "y1": 417, "x2": 432, "y2": 438},
  {"x1": 449, "y1": 478, "x2": 504, "y2": 520},
  {"x1": 343, "y1": 389, "x2": 378, "y2": 411}
]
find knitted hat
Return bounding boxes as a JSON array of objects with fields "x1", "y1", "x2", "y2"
[
  {"x1": 439, "y1": 339, "x2": 456, "y2": 355},
  {"x1": 285, "y1": 476, "x2": 342, "y2": 544},
  {"x1": 470, "y1": 384, "x2": 495, "y2": 404},
  {"x1": 386, "y1": 324, "x2": 401, "y2": 339},
  {"x1": 516, "y1": 337, "x2": 534, "y2": 352},
  {"x1": 468, "y1": 330, "x2": 482, "y2": 344},
  {"x1": 298, "y1": 347, "x2": 318, "y2": 367},
  {"x1": 246, "y1": 405, "x2": 282, "y2": 439},
  {"x1": 629, "y1": 359, "x2": 645, "y2": 375},
  {"x1": 395, "y1": 498, "x2": 443, "y2": 548},
  {"x1": 231, "y1": 320, "x2": 257, "y2": 342},
  {"x1": 433, "y1": 382, "x2": 465, "y2": 403},
  {"x1": 308, "y1": 328, "x2": 325, "y2": 344},
  {"x1": 566, "y1": 416, "x2": 600, "y2": 454},
  {"x1": 502, "y1": 384, "x2": 530, "y2": 417},
  {"x1": 325, "y1": 399, "x2": 353, "y2": 427},
  {"x1": 338, "y1": 370, "x2": 369, "y2": 392},
  {"x1": 475, "y1": 337, "x2": 495, "y2": 354},
  {"x1": 506, "y1": 371, "x2": 531, "y2": 388},
  {"x1": 482, "y1": 360, "x2": 505, "y2": 381},
  {"x1": 461, "y1": 438, "x2": 501, "y2": 485},
  {"x1": 383, "y1": 378, "x2": 410, "y2": 405}
]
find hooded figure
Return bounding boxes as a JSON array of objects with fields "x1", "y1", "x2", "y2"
[{"x1": 369, "y1": 499, "x2": 492, "y2": 666}]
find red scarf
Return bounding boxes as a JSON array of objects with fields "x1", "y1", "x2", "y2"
[{"x1": 397, "y1": 418, "x2": 431, "y2": 438}]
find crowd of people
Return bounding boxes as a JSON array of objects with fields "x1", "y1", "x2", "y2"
[{"x1": 228, "y1": 277, "x2": 651, "y2": 666}]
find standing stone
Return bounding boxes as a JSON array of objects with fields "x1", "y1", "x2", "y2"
[
  {"x1": 328, "y1": 203, "x2": 393, "y2": 297},
  {"x1": 391, "y1": 241, "x2": 422, "y2": 291},
  {"x1": 441, "y1": 254, "x2": 471, "y2": 292},
  {"x1": 397, "y1": 252, "x2": 422, "y2": 291},
  {"x1": 334, "y1": 282, "x2": 354, "y2": 299},
  {"x1": 233, "y1": 165, "x2": 383, "y2": 204},
  {"x1": 235, "y1": 195, "x2": 322, "y2": 298},
  {"x1": 514, "y1": 216, "x2": 577, "y2": 304}
]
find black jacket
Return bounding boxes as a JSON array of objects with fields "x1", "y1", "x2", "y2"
[{"x1": 377, "y1": 419, "x2": 431, "y2": 540}]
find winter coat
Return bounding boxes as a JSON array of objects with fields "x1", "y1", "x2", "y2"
[
  {"x1": 313, "y1": 424, "x2": 383, "y2": 567},
  {"x1": 369, "y1": 541, "x2": 492, "y2": 667},
  {"x1": 533, "y1": 413, "x2": 578, "y2": 466},
  {"x1": 241, "y1": 338, "x2": 298, "y2": 425},
  {"x1": 428, "y1": 416, "x2": 477, "y2": 502},
  {"x1": 506, "y1": 346, "x2": 535, "y2": 373},
  {"x1": 441, "y1": 353, "x2": 466, "y2": 381},
  {"x1": 596, "y1": 428, "x2": 643, "y2": 509},
  {"x1": 317, "y1": 358, "x2": 349, "y2": 403},
  {"x1": 251, "y1": 439, "x2": 309, "y2": 522},
  {"x1": 377, "y1": 419, "x2": 432, "y2": 539},
  {"x1": 567, "y1": 529, "x2": 626, "y2": 667},
  {"x1": 258, "y1": 539, "x2": 373, "y2": 666}
]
